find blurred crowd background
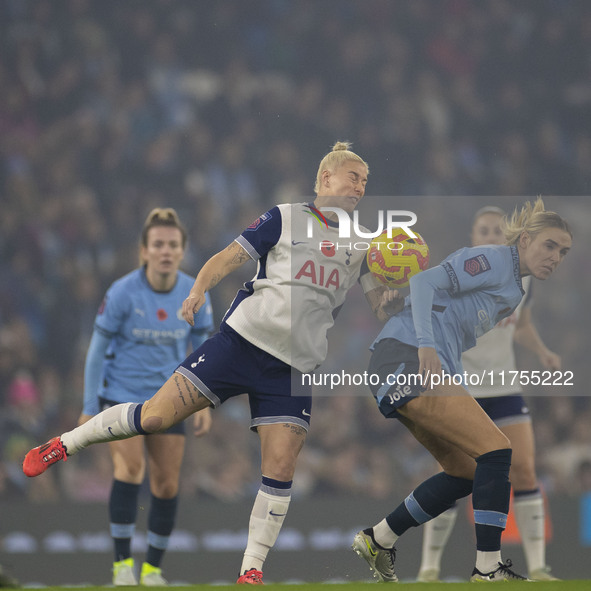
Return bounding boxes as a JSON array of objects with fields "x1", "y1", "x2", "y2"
[{"x1": 1, "y1": 0, "x2": 591, "y2": 506}]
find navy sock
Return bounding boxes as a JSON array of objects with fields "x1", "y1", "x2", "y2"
[
  {"x1": 473, "y1": 448, "x2": 512, "y2": 551},
  {"x1": 109, "y1": 479, "x2": 140, "y2": 562},
  {"x1": 261, "y1": 475, "x2": 292, "y2": 494},
  {"x1": 146, "y1": 494, "x2": 178, "y2": 567},
  {"x1": 513, "y1": 487, "x2": 540, "y2": 498},
  {"x1": 385, "y1": 472, "x2": 473, "y2": 536},
  {"x1": 133, "y1": 403, "x2": 148, "y2": 435}
]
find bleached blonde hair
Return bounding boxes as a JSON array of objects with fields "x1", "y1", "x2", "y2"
[
  {"x1": 503, "y1": 197, "x2": 572, "y2": 246},
  {"x1": 314, "y1": 141, "x2": 369, "y2": 194}
]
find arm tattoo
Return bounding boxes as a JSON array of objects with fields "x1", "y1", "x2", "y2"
[
  {"x1": 226, "y1": 241, "x2": 250, "y2": 264},
  {"x1": 229, "y1": 246, "x2": 250, "y2": 265},
  {"x1": 208, "y1": 273, "x2": 222, "y2": 290}
]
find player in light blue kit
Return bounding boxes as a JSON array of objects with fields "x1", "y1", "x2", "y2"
[
  {"x1": 24, "y1": 142, "x2": 396, "y2": 584},
  {"x1": 417, "y1": 206, "x2": 560, "y2": 582},
  {"x1": 352, "y1": 198, "x2": 572, "y2": 582},
  {"x1": 78, "y1": 208, "x2": 214, "y2": 585}
]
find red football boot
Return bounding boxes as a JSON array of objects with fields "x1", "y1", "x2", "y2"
[{"x1": 23, "y1": 436, "x2": 67, "y2": 477}]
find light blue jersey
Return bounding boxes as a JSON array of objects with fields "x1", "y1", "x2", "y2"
[
  {"x1": 372, "y1": 245, "x2": 524, "y2": 376},
  {"x1": 83, "y1": 268, "x2": 214, "y2": 413}
]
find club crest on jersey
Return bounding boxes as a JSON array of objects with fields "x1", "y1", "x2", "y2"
[
  {"x1": 464, "y1": 254, "x2": 491, "y2": 276},
  {"x1": 246, "y1": 211, "x2": 272, "y2": 230}
]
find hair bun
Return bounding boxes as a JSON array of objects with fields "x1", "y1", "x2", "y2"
[{"x1": 332, "y1": 141, "x2": 352, "y2": 152}]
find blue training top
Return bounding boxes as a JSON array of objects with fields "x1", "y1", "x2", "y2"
[
  {"x1": 82, "y1": 267, "x2": 214, "y2": 414},
  {"x1": 372, "y1": 244, "x2": 524, "y2": 376}
]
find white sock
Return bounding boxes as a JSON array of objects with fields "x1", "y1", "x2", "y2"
[
  {"x1": 240, "y1": 487, "x2": 291, "y2": 573},
  {"x1": 61, "y1": 403, "x2": 141, "y2": 455},
  {"x1": 418, "y1": 506, "x2": 458, "y2": 573},
  {"x1": 476, "y1": 550, "x2": 502, "y2": 574},
  {"x1": 513, "y1": 491, "x2": 545, "y2": 574},
  {"x1": 373, "y1": 518, "x2": 399, "y2": 549}
]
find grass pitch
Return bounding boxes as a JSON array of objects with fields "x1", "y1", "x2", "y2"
[{"x1": 36, "y1": 581, "x2": 589, "y2": 591}]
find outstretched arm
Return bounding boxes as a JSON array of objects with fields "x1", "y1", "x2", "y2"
[{"x1": 182, "y1": 241, "x2": 251, "y2": 325}]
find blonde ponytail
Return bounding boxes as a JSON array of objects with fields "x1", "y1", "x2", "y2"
[{"x1": 503, "y1": 197, "x2": 572, "y2": 246}]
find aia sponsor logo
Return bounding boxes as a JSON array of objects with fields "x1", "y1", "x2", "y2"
[{"x1": 295, "y1": 260, "x2": 340, "y2": 289}]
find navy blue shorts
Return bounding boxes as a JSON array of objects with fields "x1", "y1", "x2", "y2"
[
  {"x1": 176, "y1": 324, "x2": 312, "y2": 431},
  {"x1": 368, "y1": 338, "x2": 426, "y2": 419},
  {"x1": 99, "y1": 397, "x2": 186, "y2": 435},
  {"x1": 476, "y1": 394, "x2": 531, "y2": 427}
]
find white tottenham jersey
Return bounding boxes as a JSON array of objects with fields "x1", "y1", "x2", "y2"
[
  {"x1": 224, "y1": 202, "x2": 380, "y2": 373},
  {"x1": 462, "y1": 275, "x2": 532, "y2": 397}
]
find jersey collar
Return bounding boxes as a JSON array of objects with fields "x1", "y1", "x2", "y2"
[
  {"x1": 141, "y1": 265, "x2": 178, "y2": 293},
  {"x1": 306, "y1": 202, "x2": 340, "y2": 228},
  {"x1": 510, "y1": 245, "x2": 524, "y2": 295}
]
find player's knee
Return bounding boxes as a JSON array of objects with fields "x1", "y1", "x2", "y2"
[
  {"x1": 510, "y1": 462, "x2": 537, "y2": 490},
  {"x1": 439, "y1": 454, "x2": 477, "y2": 480},
  {"x1": 151, "y1": 480, "x2": 179, "y2": 499},
  {"x1": 140, "y1": 400, "x2": 173, "y2": 433},
  {"x1": 141, "y1": 414, "x2": 164, "y2": 434},
  {"x1": 477, "y1": 434, "x2": 511, "y2": 459},
  {"x1": 492, "y1": 432, "x2": 511, "y2": 452},
  {"x1": 118, "y1": 463, "x2": 144, "y2": 481},
  {"x1": 261, "y1": 456, "x2": 297, "y2": 482},
  {"x1": 113, "y1": 453, "x2": 145, "y2": 481}
]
